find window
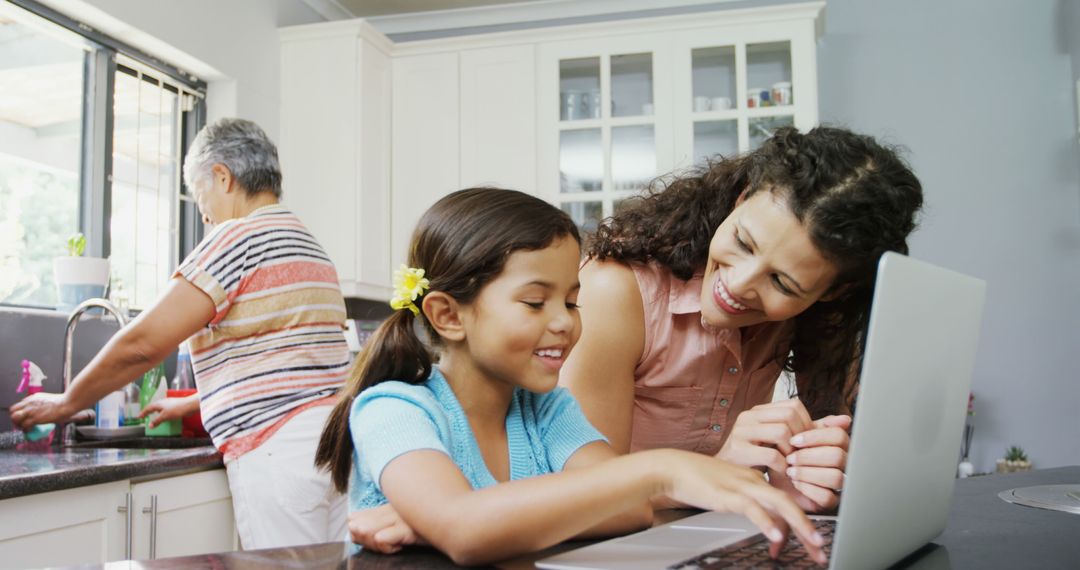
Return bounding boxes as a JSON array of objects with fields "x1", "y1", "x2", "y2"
[{"x1": 0, "y1": 0, "x2": 206, "y2": 310}]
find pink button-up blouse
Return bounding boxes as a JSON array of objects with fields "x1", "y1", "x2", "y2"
[{"x1": 628, "y1": 262, "x2": 793, "y2": 455}]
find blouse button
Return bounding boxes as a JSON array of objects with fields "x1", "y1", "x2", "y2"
[
  {"x1": 719, "y1": 399, "x2": 729, "y2": 407},
  {"x1": 710, "y1": 424, "x2": 723, "y2": 432},
  {"x1": 728, "y1": 367, "x2": 739, "y2": 374}
]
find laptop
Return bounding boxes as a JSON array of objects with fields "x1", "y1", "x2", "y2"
[{"x1": 538, "y1": 252, "x2": 987, "y2": 570}]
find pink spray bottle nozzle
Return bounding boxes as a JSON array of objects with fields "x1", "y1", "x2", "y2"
[
  {"x1": 17, "y1": 360, "x2": 46, "y2": 395},
  {"x1": 16, "y1": 360, "x2": 30, "y2": 393}
]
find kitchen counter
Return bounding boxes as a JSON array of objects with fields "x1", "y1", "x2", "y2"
[
  {"x1": 0, "y1": 439, "x2": 221, "y2": 500},
  {"x1": 60, "y1": 466, "x2": 1080, "y2": 569}
]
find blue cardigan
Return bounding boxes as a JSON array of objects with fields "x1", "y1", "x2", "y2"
[{"x1": 348, "y1": 367, "x2": 606, "y2": 514}]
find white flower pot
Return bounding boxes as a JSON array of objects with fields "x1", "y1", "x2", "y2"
[{"x1": 53, "y1": 256, "x2": 110, "y2": 312}]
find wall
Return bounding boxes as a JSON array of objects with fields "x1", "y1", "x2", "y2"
[
  {"x1": 817, "y1": 0, "x2": 1080, "y2": 472},
  {"x1": 40, "y1": 0, "x2": 327, "y2": 141}
]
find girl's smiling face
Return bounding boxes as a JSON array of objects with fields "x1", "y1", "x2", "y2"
[
  {"x1": 459, "y1": 236, "x2": 582, "y2": 394},
  {"x1": 700, "y1": 190, "x2": 840, "y2": 329}
]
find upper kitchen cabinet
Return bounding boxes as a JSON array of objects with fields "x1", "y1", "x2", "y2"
[
  {"x1": 279, "y1": 21, "x2": 393, "y2": 301},
  {"x1": 390, "y1": 43, "x2": 537, "y2": 274},
  {"x1": 538, "y1": 3, "x2": 823, "y2": 231}
]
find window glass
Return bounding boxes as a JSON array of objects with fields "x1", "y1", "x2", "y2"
[{"x1": 0, "y1": 10, "x2": 86, "y2": 307}]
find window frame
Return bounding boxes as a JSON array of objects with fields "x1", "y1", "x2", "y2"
[{"x1": 4, "y1": 0, "x2": 208, "y2": 309}]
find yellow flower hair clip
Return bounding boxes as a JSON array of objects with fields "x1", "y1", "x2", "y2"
[{"x1": 390, "y1": 264, "x2": 430, "y2": 316}]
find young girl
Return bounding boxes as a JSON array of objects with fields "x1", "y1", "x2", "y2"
[{"x1": 315, "y1": 187, "x2": 826, "y2": 566}]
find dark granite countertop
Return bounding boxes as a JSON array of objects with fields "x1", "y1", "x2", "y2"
[
  {"x1": 69, "y1": 466, "x2": 1080, "y2": 570},
  {"x1": 0, "y1": 439, "x2": 222, "y2": 500}
]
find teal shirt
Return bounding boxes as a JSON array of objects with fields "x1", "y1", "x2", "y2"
[{"x1": 348, "y1": 367, "x2": 607, "y2": 515}]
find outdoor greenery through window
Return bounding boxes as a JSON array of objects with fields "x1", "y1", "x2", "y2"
[{"x1": 0, "y1": 1, "x2": 205, "y2": 310}]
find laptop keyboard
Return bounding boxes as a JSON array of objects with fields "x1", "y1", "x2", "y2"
[{"x1": 667, "y1": 519, "x2": 835, "y2": 569}]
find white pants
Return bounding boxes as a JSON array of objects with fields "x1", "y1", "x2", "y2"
[{"x1": 224, "y1": 405, "x2": 347, "y2": 550}]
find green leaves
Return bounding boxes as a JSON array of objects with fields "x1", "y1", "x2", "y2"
[
  {"x1": 1005, "y1": 446, "x2": 1028, "y2": 462},
  {"x1": 66, "y1": 232, "x2": 86, "y2": 256}
]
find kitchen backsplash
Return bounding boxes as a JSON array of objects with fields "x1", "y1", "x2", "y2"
[{"x1": 0, "y1": 307, "x2": 175, "y2": 432}]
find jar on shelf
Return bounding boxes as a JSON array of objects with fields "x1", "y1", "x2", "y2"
[
  {"x1": 747, "y1": 87, "x2": 764, "y2": 108},
  {"x1": 772, "y1": 81, "x2": 793, "y2": 106}
]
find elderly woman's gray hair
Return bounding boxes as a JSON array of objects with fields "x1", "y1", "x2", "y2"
[{"x1": 183, "y1": 118, "x2": 283, "y2": 197}]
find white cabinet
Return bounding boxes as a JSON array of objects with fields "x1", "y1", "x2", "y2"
[
  {"x1": 130, "y1": 469, "x2": 237, "y2": 560},
  {"x1": 536, "y1": 4, "x2": 823, "y2": 232},
  {"x1": 280, "y1": 21, "x2": 394, "y2": 301},
  {"x1": 459, "y1": 44, "x2": 537, "y2": 194},
  {"x1": 0, "y1": 480, "x2": 128, "y2": 569},
  {"x1": 391, "y1": 52, "x2": 461, "y2": 272},
  {"x1": 0, "y1": 469, "x2": 235, "y2": 568}
]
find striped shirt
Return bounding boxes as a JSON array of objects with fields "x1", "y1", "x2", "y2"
[{"x1": 177, "y1": 204, "x2": 350, "y2": 460}]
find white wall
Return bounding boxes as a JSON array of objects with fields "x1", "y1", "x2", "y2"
[{"x1": 41, "y1": 0, "x2": 326, "y2": 141}]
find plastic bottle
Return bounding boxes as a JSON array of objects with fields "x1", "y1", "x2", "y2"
[{"x1": 173, "y1": 344, "x2": 195, "y2": 390}]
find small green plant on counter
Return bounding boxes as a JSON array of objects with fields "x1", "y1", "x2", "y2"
[
  {"x1": 66, "y1": 233, "x2": 86, "y2": 256},
  {"x1": 1005, "y1": 446, "x2": 1028, "y2": 463},
  {"x1": 997, "y1": 445, "x2": 1032, "y2": 474}
]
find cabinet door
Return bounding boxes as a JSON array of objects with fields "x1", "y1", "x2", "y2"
[
  {"x1": 537, "y1": 35, "x2": 674, "y2": 234},
  {"x1": 460, "y1": 44, "x2": 537, "y2": 195},
  {"x1": 671, "y1": 19, "x2": 819, "y2": 169},
  {"x1": 131, "y1": 469, "x2": 236, "y2": 560},
  {"x1": 0, "y1": 480, "x2": 129, "y2": 568},
  {"x1": 391, "y1": 52, "x2": 460, "y2": 269},
  {"x1": 280, "y1": 33, "x2": 360, "y2": 284}
]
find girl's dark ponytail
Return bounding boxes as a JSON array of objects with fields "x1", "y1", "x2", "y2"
[{"x1": 315, "y1": 309, "x2": 432, "y2": 493}]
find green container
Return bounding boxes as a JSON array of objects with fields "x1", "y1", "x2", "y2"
[{"x1": 145, "y1": 417, "x2": 182, "y2": 437}]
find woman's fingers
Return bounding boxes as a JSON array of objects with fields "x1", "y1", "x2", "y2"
[
  {"x1": 792, "y1": 480, "x2": 840, "y2": 511},
  {"x1": 790, "y1": 426, "x2": 850, "y2": 451},
  {"x1": 787, "y1": 445, "x2": 848, "y2": 470},
  {"x1": 812, "y1": 414, "x2": 852, "y2": 430},
  {"x1": 786, "y1": 466, "x2": 845, "y2": 491}
]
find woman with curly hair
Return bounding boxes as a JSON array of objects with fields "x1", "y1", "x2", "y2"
[{"x1": 561, "y1": 126, "x2": 923, "y2": 514}]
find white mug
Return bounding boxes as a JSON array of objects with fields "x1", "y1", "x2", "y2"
[
  {"x1": 693, "y1": 96, "x2": 710, "y2": 112},
  {"x1": 711, "y1": 96, "x2": 732, "y2": 110}
]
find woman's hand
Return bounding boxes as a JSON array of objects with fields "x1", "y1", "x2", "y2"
[
  {"x1": 349, "y1": 505, "x2": 425, "y2": 554},
  {"x1": 659, "y1": 450, "x2": 827, "y2": 565},
  {"x1": 9, "y1": 393, "x2": 75, "y2": 431},
  {"x1": 138, "y1": 394, "x2": 200, "y2": 428},
  {"x1": 716, "y1": 399, "x2": 815, "y2": 472},
  {"x1": 779, "y1": 414, "x2": 851, "y2": 512}
]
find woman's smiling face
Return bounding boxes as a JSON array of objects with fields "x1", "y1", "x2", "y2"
[{"x1": 700, "y1": 190, "x2": 840, "y2": 329}]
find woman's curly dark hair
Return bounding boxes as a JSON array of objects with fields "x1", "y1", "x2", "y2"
[{"x1": 588, "y1": 126, "x2": 923, "y2": 417}]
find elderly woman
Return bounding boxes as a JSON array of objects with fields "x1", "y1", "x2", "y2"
[{"x1": 11, "y1": 118, "x2": 349, "y2": 549}]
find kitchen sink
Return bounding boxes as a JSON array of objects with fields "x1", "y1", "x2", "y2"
[{"x1": 63, "y1": 436, "x2": 212, "y2": 450}]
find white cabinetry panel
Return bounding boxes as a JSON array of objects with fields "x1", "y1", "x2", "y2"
[
  {"x1": 460, "y1": 44, "x2": 537, "y2": 195},
  {"x1": 391, "y1": 52, "x2": 460, "y2": 269}
]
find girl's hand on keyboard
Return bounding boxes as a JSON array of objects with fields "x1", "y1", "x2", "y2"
[{"x1": 660, "y1": 450, "x2": 828, "y2": 565}]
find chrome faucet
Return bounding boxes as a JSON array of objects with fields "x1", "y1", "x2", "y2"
[{"x1": 58, "y1": 298, "x2": 130, "y2": 445}]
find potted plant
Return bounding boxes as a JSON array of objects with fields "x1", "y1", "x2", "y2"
[
  {"x1": 53, "y1": 232, "x2": 110, "y2": 312},
  {"x1": 996, "y1": 446, "x2": 1032, "y2": 474}
]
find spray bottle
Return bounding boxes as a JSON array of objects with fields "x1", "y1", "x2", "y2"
[{"x1": 11, "y1": 360, "x2": 55, "y2": 447}]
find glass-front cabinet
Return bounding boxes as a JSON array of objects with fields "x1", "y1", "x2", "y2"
[
  {"x1": 538, "y1": 4, "x2": 821, "y2": 233},
  {"x1": 543, "y1": 38, "x2": 672, "y2": 234}
]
